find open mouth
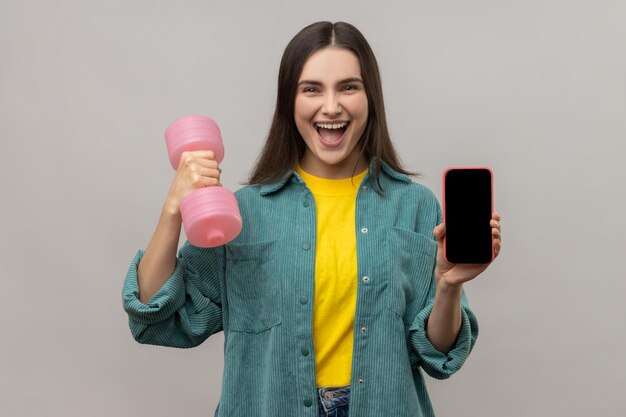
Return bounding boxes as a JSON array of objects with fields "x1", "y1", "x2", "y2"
[{"x1": 315, "y1": 121, "x2": 350, "y2": 148}]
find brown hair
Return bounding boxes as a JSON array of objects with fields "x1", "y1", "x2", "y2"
[{"x1": 246, "y1": 21, "x2": 419, "y2": 191}]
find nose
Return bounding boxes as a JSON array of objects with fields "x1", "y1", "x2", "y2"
[{"x1": 322, "y1": 93, "x2": 342, "y2": 116}]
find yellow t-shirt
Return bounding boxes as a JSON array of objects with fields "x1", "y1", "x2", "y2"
[{"x1": 295, "y1": 164, "x2": 368, "y2": 387}]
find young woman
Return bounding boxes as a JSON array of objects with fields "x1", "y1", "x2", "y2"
[{"x1": 123, "y1": 21, "x2": 502, "y2": 417}]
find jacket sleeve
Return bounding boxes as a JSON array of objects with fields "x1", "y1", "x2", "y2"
[
  {"x1": 408, "y1": 193, "x2": 479, "y2": 379},
  {"x1": 121, "y1": 241, "x2": 225, "y2": 348},
  {"x1": 408, "y1": 288, "x2": 479, "y2": 379}
]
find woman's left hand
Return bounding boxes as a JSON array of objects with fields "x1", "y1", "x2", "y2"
[{"x1": 433, "y1": 211, "x2": 501, "y2": 288}]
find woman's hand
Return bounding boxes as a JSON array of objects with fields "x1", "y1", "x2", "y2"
[
  {"x1": 163, "y1": 150, "x2": 222, "y2": 214},
  {"x1": 433, "y1": 211, "x2": 501, "y2": 289}
]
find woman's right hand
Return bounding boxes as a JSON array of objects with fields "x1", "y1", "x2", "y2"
[{"x1": 164, "y1": 150, "x2": 222, "y2": 214}]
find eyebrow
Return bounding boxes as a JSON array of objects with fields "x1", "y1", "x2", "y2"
[{"x1": 297, "y1": 77, "x2": 364, "y2": 87}]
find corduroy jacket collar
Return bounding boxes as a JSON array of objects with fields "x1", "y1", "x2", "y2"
[{"x1": 259, "y1": 158, "x2": 411, "y2": 196}]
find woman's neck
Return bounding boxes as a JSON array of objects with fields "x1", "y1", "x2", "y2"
[{"x1": 299, "y1": 153, "x2": 369, "y2": 179}]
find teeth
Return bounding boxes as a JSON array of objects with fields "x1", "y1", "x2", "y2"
[{"x1": 315, "y1": 121, "x2": 348, "y2": 130}]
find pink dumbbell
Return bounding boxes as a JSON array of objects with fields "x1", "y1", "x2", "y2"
[{"x1": 165, "y1": 115, "x2": 242, "y2": 247}]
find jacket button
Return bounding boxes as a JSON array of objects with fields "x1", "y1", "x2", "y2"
[
  {"x1": 303, "y1": 242, "x2": 311, "y2": 251},
  {"x1": 304, "y1": 398, "x2": 313, "y2": 407},
  {"x1": 361, "y1": 227, "x2": 368, "y2": 233},
  {"x1": 362, "y1": 275, "x2": 369, "y2": 283},
  {"x1": 301, "y1": 347, "x2": 309, "y2": 356},
  {"x1": 303, "y1": 199, "x2": 311, "y2": 207},
  {"x1": 299, "y1": 296, "x2": 308, "y2": 305}
]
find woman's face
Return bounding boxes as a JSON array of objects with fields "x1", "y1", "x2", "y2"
[{"x1": 295, "y1": 47, "x2": 369, "y2": 178}]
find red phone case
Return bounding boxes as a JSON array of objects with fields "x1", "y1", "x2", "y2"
[{"x1": 442, "y1": 166, "x2": 494, "y2": 264}]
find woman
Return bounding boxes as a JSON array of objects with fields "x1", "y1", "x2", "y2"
[{"x1": 123, "y1": 21, "x2": 502, "y2": 417}]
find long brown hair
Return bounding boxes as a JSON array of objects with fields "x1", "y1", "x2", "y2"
[{"x1": 246, "y1": 21, "x2": 419, "y2": 191}]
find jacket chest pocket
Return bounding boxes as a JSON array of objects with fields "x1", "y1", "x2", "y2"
[
  {"x1": 386, "y1": 226, "x2": 437, "y2": 321},
  {"x1": 224, "y1": 239, "x2": 282, "y2": 333}
]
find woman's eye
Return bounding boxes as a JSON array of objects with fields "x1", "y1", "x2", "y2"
[
  {"x1": 303, "y1": 87, "x2": 318, "y2": 93},
  {"x1": 343, "y1": 85, "x2": 358, "y2": 91}
]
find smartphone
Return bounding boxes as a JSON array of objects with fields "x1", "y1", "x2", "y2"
[{"x1": 442, "y1": 167, "x2": 494, "y2": 264}]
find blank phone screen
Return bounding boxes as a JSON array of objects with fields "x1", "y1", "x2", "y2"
[{"x1": 444, "y1": 168, "x2": 493, "y2": 264}]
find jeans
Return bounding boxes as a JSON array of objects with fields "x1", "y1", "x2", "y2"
[{"x1": 317, "y1": 385, "x2": 350, "y2": 417}]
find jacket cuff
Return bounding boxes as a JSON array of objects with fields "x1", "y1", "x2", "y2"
[
  {"x1": 122, "y1": 250, "x2": 187, "y2": 325},
  {"x1": 408, "y1": 300, "x2": 479, "y2": 380}
]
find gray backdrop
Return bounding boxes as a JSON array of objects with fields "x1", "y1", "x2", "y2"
[{"x1": 1, "y1": 0, "x2": 624, "y2": 416}]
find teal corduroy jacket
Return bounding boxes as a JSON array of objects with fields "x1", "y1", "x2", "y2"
[{"x1": 122, "y1": 159, "x2": 478, "y2": 417}]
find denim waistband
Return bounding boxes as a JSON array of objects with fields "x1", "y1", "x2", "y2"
[{"x1": 317, "y1": 385, "x2": 350, "y2": 413}]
